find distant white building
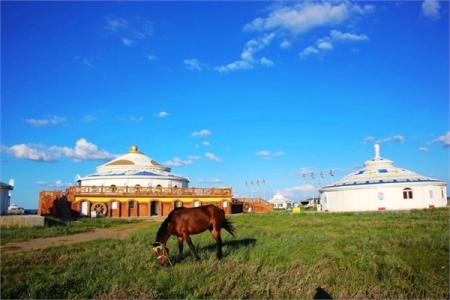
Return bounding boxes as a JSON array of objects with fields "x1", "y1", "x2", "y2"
[
  {"x1": 0, "y1": 180, "x2": 14, "y2": 215},
  {"x1": 270, "y1": 192, "x2": 293, "y2": 209},
  {"x1": 319, "y1": 144, "x2": 447, "y2": 212}
]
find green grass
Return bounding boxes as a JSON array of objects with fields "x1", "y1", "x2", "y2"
[
  {"x1": 0, "y1": 217, "x2": 140, "y2": 245},
  {"x1": 1, "y1": 208, "x2": 449, "y2": 299}
]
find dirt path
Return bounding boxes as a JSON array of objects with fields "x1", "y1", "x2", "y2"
[{"x1": 1, "y1": 220, "x2": 156, "y2": 253}]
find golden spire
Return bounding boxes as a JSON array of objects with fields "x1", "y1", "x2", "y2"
[{"x1": 130, "y1": 145, "x2": 139, "y2": 153}]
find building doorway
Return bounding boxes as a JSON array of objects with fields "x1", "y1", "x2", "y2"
[{"x1": 151, "y1": 201, "x2": 158, "y2": 216}]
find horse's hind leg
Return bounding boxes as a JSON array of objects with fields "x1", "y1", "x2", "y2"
[
  {"x1": 211, "y1": 229, "x2": 223, "y2": 259},
  {"x1": 184, "y1": 234, "x2": 200, "y2": 260},
  {"x1": 177, "y1": 237, "x2": 184, "y2": 256}
]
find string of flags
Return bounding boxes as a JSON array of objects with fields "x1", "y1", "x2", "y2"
[
  {"x1": 300, "y1": 169, "x2": 335, "y2": 180},
  {"x1": 245, "y1": 179, "x2": 266, "y2": 187}
]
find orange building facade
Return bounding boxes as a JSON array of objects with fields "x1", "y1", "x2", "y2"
[{"x1": 39, "y1": 185, "x2": 233, "y2": 218}]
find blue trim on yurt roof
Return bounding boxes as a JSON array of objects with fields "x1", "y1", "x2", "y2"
[{"x1": 321, "y1": 179, "x2": 443, "y2": 190}]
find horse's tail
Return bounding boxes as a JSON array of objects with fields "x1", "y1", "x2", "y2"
[{"x1": 222, "y1": 218, "x2": 236, "y2": 237}]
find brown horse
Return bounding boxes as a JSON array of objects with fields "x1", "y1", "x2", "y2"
[{"x1": 152, "y1": 205, "x2": 235, "y2": 265}]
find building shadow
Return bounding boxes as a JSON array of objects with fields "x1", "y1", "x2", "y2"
[{"x1": 313, "y1": 287, "x2": 333, "y2": 299}]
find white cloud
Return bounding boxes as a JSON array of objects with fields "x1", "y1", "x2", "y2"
[
  {"x1": 280, "y1": 39, "x2": 291, "y2": 49},
  {"x1": 279, "y1": 184, "x2": 317, "y2": 199},
  {"x1": 435, "y1": 131, "x2": 450, "y2": 147},
  {"x1": 299, "y1": 46, "x2": 320, "y2": 58},
  {"x1": 105, "y1": 16, "x2": 129, "y2": 32},
  {"x1": 1, "y1": 138, "x2": 116, "y2": 162},
  {"x1": 82, "y1": 58, "x2": 94, "y2": 69},
  {"x1": 330, "y1": 30, "x2": 369, "y2": 41},
  {"x1": 256, "y1": 150, "x2": 285, "y2": 159},
  {"x1": 157, "y1": 111, "x2": 169, "y2": 118},
  {"x1": 35, "y1": 180, "x2": 71, "y2": 188},
  {"x1": 300, "y1": 30, "x2": 368, "y2": 59},
  {"x1": 80, "y1": 115, "x2": 96, "y2": 123},
  {"x1": 26, "y1": 116, "x2": 66, "y2": 127},
  {"x1": 205, "y1": 152, "x2": 222, "y2": 162},
  {"x1": 363, "y1": 136, "x2": 375, "y2": 144},
  {"x1": 192, "y1": 129, "x2": 212, "y2": 137},
  {"x1": 377, "y1": 135, "x2": 405, "y2": 144},
  {"x1": 418, "y1": 146, "x2": 429, "y2": 152},
  {"x1": 165, "y1": 155, "x2": 200, "y2": 167},
  {"x1": 260, "y1": 57, "x2": 274, "y2": 67},
  {"x1": 197, "y1": 178, "x2": 223, "y2": 184},
  {"x1": 215, "y1": 33, "x2": 276, "y2": 73},
  {"x1": 422, "y1": 0, "x2": 440, "y2": 18},
  {"x1": 272, "y1": 151, "x2": 285, "y2": 157},
  {"x1": 244, "y1": 2, "x2": 373, "y2": 35},
  {"x1": 202, "y1": 141, "x2": 211, "y2": 146},
  {"x1": 317, "y1": 40, "x2": 333, "y2": 50},
  {"x1": 184, "y1": 58, "x2": 204, "y2": 71},
  {"x1": 1, "y1": 144, "x2": 57, "y2": 162},
  {"x1": 50, "y1": 138, "x2": 117, "y2": 161},
  {"x1": 105, "y1": 16, "x2": 152, "y2": 46},
  {"x1": 121, "y1": 37, "x2": 133, "y2": 46},
  {"x1": 256, "y1": 150, "x2": 271, "y2": 157},
  {"x1": 148, "y1": 54, "x2": 159, "y2": 61},
  {"x1": 129, "y1": 116, "x2": 144, "y2": 122}
]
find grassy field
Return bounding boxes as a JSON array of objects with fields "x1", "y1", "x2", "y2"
[
  {"x1": 0, "y1": 217, "x2": 140, "y2": 245},
  {"x1": 1, "y1": 208, "x2": 449, "y2": 299}
]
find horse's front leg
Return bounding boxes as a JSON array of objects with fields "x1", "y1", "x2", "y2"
[{"x1": 184, "y1": 234, "x2": 200, "y2": 260}]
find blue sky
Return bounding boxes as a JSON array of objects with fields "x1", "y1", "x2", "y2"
[{"x1": 1, "y1": 1, "x2": 449, "y2": 208}]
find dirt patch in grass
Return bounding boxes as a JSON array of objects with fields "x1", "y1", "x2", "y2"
[{"x1": 0, "y1": 220, "x2": 154, "y2": 253}]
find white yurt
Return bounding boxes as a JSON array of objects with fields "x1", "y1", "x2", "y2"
[
  {"x1": 270, "y1": 192, "x2": 293, "y2": 209},
  {"x1": 77, "y1": 145, "x2": 189, "y2": 188},
  {"x1": 319, "y1": 144, "x2": 447, "y2": 212}
]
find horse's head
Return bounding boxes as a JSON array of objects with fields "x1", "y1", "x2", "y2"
[{"x1": 152, "y1": 242, "x2": 171, "y2": 266}]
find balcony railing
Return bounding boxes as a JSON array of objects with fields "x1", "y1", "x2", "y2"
[{"x1": 67, "y1": 186, "x2": 232, "y2": 197}]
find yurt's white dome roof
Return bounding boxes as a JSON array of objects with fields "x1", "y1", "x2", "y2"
[
  {"x1": 270, "y1": 192, "x2": 292, "y2": 204},
  {"x1": 321, "y1": 144, "x2": 443, "y2": 191},
  {"x1": 80, "y1": 145, "x2": 188, "y2": 182},
  {"x1": 97, "y1": 145, "x2": 170, "y2": 173}
]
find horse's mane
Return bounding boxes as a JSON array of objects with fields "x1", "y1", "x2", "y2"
[{"x1": 156, "y1": 207, "x2": 186, "y2": 242}]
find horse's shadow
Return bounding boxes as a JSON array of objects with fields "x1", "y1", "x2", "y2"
[{"x1": 173, "y1": 238, "x2": 256, "y2": 263}]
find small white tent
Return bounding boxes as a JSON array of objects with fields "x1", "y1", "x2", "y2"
[{"x1": 270, "y1": 192, "x2": 293, "y2": 209}]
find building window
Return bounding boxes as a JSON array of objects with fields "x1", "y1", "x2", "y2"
[
  {"x1": 429, "y1": 190, "x2": 433, "y2": 199},
  {"x1": 378, "y1": 192, "x2": 384, "y2": 201},
  {"x1": 135, "y1": 184, "x2": 141, "y2": 192},
  {"x1": 442, "y1": 188, "x2": 445, "y2": 199},
  {"x1": 174, "y1": 200, "x2": 182, "y2": 208},
  {"x1": 129, "y1": 201, "x2": 135, "y2": 209},
  {"x1": 111, "y1": 185, "x2": 117, "y2": 192},
  {"x1": 223, "y1": 200, "x2": 228, "y2": 208},
  {"x1": 403, "y1": 188, "x2": 413, "y2": 199},
  {"x1": 194, "y1": 200, "x2": 201, "y2": 207}
]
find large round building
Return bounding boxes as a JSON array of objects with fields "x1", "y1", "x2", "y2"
[
  {"x1": 77, "y1": 145, "x2": 189, "y2": 189},
  {"x1": 39, "y1": 145, "x2": 233, "y2": 218},
  {"x1": 319, "y1": 144, "x2": 447, "y2": 212}
]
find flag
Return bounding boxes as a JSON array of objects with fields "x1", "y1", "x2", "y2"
[
  {"x1": 262, "y1": 179, "x2": 266, "y2": 185},
  {"x1": 256, "y1": 179, "x2": 260, "y2": 186},
  {"x1": 250, "y1": 181, "x2": 254, "y2": 186},
  {"x1": 245, "y1": 181, "x2": 248, "y2": 187},
  {"x1": 311, "y1": 172, "x2": 315, "y2": 179},
  {"x1": 320, "y1": 171, "x2": 324, "y2": 179},
  {"x1": 329, "y1": 169, "x2": 334, "y2": 177},
  {"x1": 301, "y1": 173, "x2": 306, "y2": 179}
]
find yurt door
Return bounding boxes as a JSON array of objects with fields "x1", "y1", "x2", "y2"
[{"x1": 81, "y1": 201, "x2": 89, "y2": 216}]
